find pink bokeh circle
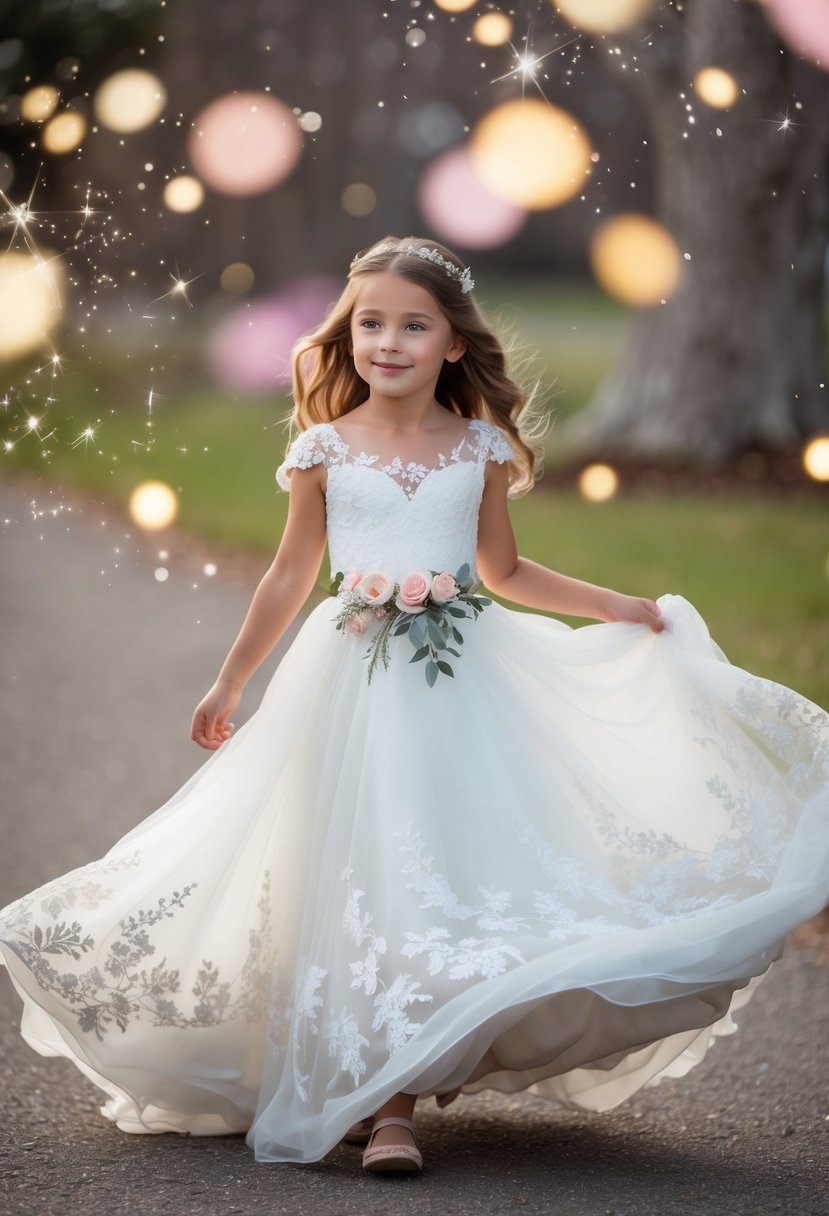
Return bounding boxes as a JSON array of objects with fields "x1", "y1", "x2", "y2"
[
  {"x1": 417, "y1": 145, "x2": 526, "y2": 248},
  {"x1": 765, "y1": 0, "x2": 829, "y2": 71},
  {"x1": 188, "y1": 92, "x2": 303, "y2": 197},
  {"x1": 207, "y1": 277, "x2": 339, "y2": 393}
]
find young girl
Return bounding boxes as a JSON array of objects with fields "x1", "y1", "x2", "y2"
[{"x1": 1, "y1": 237, "x2": 827, "y2": 1176}]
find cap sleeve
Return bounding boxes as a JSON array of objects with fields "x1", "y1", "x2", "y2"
[
  {"x1": 469, "y1": 418, "x2": 515, "y2": 465},
  {"x1": 276, "y1": 424, "x2": 346, "y2": 491}
]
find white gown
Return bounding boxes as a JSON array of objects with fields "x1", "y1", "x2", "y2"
[{"x1": 1, "y1": 418, "x2": 828, "y2": 1164}]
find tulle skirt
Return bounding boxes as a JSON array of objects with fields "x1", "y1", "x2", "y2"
[{"x1": 1, "y1": 594, "x2": 827, "y2": 1162}]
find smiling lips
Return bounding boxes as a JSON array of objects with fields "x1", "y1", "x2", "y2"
[{"x1": 373, "y1": 361, "x2": 410, "y2": 371}]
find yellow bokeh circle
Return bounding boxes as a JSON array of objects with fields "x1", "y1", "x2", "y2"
[
  {"x1": 473, "y1": 13, "x2": 513, "y2": 45},
  {"x1": 578, "y1": 463, "x2": 620, "y2": 502},
  {"x1": 21, "y1": 85, "x2": 60, "y2": 122},
  {"x1": 93, "y1": 70, "x2": 167, "y2": 134},
  {"x1": 434, "y1": 0, "x2": 477, "y2": 11},
  {"x1": 163, "y1": 175, "x2": 205, "y2": 213},
  {"x1": 220, "y1": 262, "x2": 255, "y2": 294},
  {"x1": 553, "y1": 0, "x2": 653, "y2": 34},
  {"x1": 693, "y1": 67, "x2": 739, "y2": 109},
  {"x1": 471, "y1": 99, "x2": 593, "y2": 210},
  {"x1": 129, "y1": 481, "x2": 179, "y2": 531},
  {"x1": 802, "y1": 437, "x2": 829, "y2": 482},
  {"x1": 0, "y1": 251, "x2": 63, "y2": 361},
  {"x1": 590, "y1": 213, "x2": 681, "y2": 307},
  {"x1": 42, "y1": 111, "x2": 87, "y2": 154}
]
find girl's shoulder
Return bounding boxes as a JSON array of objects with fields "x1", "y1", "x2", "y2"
[
  {"x1": 467, "y1": 417, "x2": 515, "y2": 465},
  {"x1": 276, "y1": 423, "x2": 346, "y2": 490}
]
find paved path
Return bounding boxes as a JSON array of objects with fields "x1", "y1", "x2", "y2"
[{"x1": 1, "y1": 478, "x2": 827, "y2": 1216}]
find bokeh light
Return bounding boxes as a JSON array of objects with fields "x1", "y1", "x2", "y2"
[
  {"x1": 765, "y1": 0, "x2": 829, "y2": 72},
  {"x1": 93, "y1": 69, "x2": 167, "y2": 134},
  {"x1": 298, "y1": 111, "x2": 322, "y2": 133},
  {"x1": 163, "y1": 175, "x2": 205, "y2": 213},
  {"x1": 20, "y1": 85, "x2": 59, "y2": 122},
  {"x1": 693, "y1": 67, "x2": 740, "y2": 109},
  {"x1": 418, "y1": 145, "x2": 526, "y2": 248},
  {"x1": 578, "y1": 464, "x2": 620, "y2": 502},
  {"x1": 341, "y1": 182, "x2": 377, "y2": 216},
  {"x1": 41, "y1": 110, "x2": 87, "y2": 154},
  {"x1": 473, "y1": 13, "x2": 513, "y2": 45},
  {"x1": 129, "y1": 481, "x2": 179, "y2": 531},
  {"x1": 590, "y1": 214, "x2": 681, "y2": 307},
  {"x1": 188, "y1": 92, "x2": 303, "y2": 198},
  {"x1": 471, "y1": 99, "x2": 593, "y2": 210},
  {"x1": 553, "y1": 0, "x2": 653, "y2": 33},
  {"x1": 0, "y1": 251, "x2": 63, "y2": 361},
  {"x1": 434, "y1": 0, "x2": 476, "y2": 11},
  {"x1": 220, "y1": 262, "x2": 255, "y2": 294},
  {"x1": 207, "y1": 276, "x2": 339, "y2": 392},
  {"x1": 802, "y1": 437, "x2": 829, "y2": 481},
  {"x1": 406, "y1": 29, "x2": 426, "y2": 48}
]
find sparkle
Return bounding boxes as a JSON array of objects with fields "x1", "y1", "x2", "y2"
[
  {"x1": 71, "y1": 424, "x2": 99, "y2": 448},
  {"x1": 26, "y1": 415, "x2": 40, "y2": 431},
  {"x1": 146, "y1": 267, "x2": 204, "y2": 309},
  {"x1": 490, "y1": 31, "x2": 581, "y2": 103}
]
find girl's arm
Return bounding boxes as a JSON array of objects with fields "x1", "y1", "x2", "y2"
[
  {"x1": 190, "y1": 464, "x2": 328, "y2": 750},
  {"x1": 476, "y1": 461, "x2": 665, "y2": 632}
]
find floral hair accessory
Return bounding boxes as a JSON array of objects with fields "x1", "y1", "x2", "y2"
[
  {"x1": 331, "y1": 564, "x2": 490, "y2": 685},
  {"x1": 351, "y1": 243, "x2": 475, "y2": 294}
]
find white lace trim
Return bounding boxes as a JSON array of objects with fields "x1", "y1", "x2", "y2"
[{"x1": 276, "y1": 418, "x2": 513, "y2": 497}]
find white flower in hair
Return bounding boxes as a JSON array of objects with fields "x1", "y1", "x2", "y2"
[{"x1": 352, "y1": 242, "x2": 475, "y2": 294}]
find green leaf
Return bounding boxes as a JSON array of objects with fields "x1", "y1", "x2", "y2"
[
  {"x1": 409, "y1": 645, "x2": 429, "y2": 663},
  {"x1": 393, "y1": 621, "x2": 410, "y2": 636},
  {"x1": 456, "y1": 562, "x2": 470, "y2": 583},
  {"x1": 445, "y1": 647, "x2": 461, "y2": 658},
  {"x1": 451, "y1": 626, "x2": 464, "y2": 644},
  {"x1": 425, "y1": 660, "x2": 438, "y2": 687},
  {"x1": 446, "y1": 605, "x2": 467, "y2": 618},
  {"x1": 410, "y1": 613, "x2": 428, "y2": 647},
  {"x1": 427, "y1": 619, "x2": 447, "y2": 650},
  {"x1": 436, "y1": 661, "x2": 454, "y2": 677}
]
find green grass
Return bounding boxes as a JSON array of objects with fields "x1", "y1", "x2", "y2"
[{"x1": 2, "y1": 282, "x2": 827, "y2": 707}]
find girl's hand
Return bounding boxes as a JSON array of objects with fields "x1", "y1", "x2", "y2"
[
  {"x1": 190, "y1": 680, "x2": 243, "y2": 750},
  {"x1": 601, "y1": 591, "x2": 667, "y2": 633}
]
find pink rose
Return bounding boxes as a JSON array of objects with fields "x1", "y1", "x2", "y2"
[
  {"x1": 355, "y1": 572, "x2": 394, "y2": 606},
  {"x1": 396, "y1": 571, "x2": 431, "y2": 614},
  {"x1": 345, "y1": 612, "x2": 370, "y2": 636},
  {"x1": 430, "y1": 571, "x2": 459, "y2": 604},
  {"x1": 342, "y1": 571, "x2": 362, "y2": 591}
]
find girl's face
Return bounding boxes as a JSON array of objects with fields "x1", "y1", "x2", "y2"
[{"x1": 349, "y1": 272, "x2": 465, "y2": 401}]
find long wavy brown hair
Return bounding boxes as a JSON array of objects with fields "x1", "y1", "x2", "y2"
[{"x1": 289, "y1": 236, "x2": 547, "y2": 496}]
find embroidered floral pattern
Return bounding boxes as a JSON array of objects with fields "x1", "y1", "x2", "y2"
[{"x1": 0, "y1": 856, "x2": 273, "y2": 1041}]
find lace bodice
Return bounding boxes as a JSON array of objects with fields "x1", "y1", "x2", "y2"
[{"x1": 276, "y1": 419, "x2": 513, "y2": 581}]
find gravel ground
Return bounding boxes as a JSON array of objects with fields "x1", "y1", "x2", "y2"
[{"x1": 1, "y1": 478, "x2": 827, "y2": 1216}]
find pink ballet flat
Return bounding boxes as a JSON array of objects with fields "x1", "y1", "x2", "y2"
[
  {"x1": 341, "y1": 1116, "x2": 374, "y2": 1145},
  {"x1": 362, "y1": 1116, "x2": 423, "y2": 1174}
]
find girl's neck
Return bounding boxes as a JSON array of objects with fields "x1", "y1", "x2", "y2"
[{"x1": 351, "y1": 394, "x2": 452, "y2": 436}]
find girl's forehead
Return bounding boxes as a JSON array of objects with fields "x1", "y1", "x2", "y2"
[{"x1": 352, "y1": 271, "x2": 440, "y2": 314}]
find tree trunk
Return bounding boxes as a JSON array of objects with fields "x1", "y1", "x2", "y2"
[{"x1": 563, "y1": 0, "x2": 829, "y2": 464}]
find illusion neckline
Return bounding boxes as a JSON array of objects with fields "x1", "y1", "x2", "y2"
[{"x1": 319, "y1": 418, "x2": 482, "y2": 469}]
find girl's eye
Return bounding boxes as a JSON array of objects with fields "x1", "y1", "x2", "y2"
[
  {"x1": 405, "y1": 322, "x2": 425, "y2": 332},
  {"x1": 360, "y1": 320, "x2": 380, "y2": 329}
]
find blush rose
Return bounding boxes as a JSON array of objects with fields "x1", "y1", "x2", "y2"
[
  {"x1": 396, "y1": 571, "x2": 431, "y2": 614},
  {"x1": 430, "y1": 571, "x2": 459, "y2": 603},
  {"x1": 356, "y1": 572, "x2": 395, "y2": 606}
]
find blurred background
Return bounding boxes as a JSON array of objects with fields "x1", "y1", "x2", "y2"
[{"x1": 0, "y1": 0, "x2": 827, "y2": 704}]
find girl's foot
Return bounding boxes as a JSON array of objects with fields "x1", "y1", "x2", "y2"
[{"x1": 362, "y1": 1117, "x2": 422, "y2": 1174}]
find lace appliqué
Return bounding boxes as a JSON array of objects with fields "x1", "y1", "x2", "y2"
[
  {"x1": 276, "y1": 418, "x2": 513, "y2": 500},
  {"x1": 0, "y1": 855, "x2": 273, "y2": 1041}
]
